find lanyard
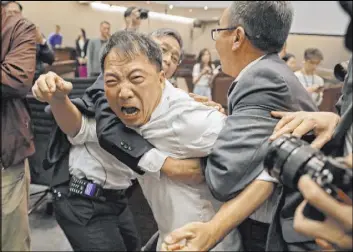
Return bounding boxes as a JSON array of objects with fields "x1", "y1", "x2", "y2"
[{"x1": 301, "y1": 71, "x2": 315, "y2": 87}]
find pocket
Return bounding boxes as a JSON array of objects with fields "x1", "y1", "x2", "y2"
[
  {"x1": 1, "y1": 167, "x2": 26, "y2": 213},
  {"x1": 54, "y1": 195, "x2": 95, "y2": 226}
]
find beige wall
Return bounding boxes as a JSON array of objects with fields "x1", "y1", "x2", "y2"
[
  {"x1": 20, "y1": 1, "x2": 350, "y2": 70},
  {"x1": 19, "y1": 1, "x2": 193, "y2": 52},
  {"x1": 192, "y1": 22, "x2": 351, "y2": 70}
]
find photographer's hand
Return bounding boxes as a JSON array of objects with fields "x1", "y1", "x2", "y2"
[
  {"x1": 294, "y1": 199, "x2": 352, "y2": 250},
  {"x1": 294, "y1": 154, "x2": 353, "y2": 250},
  {"x1": 269, "y1": 111, "x2": 340, "y2": 149}
]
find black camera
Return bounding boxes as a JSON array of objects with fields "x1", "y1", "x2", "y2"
[
  {"x1": 264, "y1": 135, "x2": 352, "y2": 221},
  {"x1": 334, "y1": 60, "x2": 349, "y2": 82},
  {"x1": 138, "y1": 8, "x2": 149, "y2": 20}
]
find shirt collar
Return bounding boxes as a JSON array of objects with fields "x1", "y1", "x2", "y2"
[
  {"x1": 149, "y1": 80, "x2": 173, "y2": 122},
  {"x1": 234, "y1": 55, "x2": 266, "y2": 82}
]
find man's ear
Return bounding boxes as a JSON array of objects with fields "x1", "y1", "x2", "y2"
[
  {"x1": 231, "y1": 27, "x2": 246, "y2": 52},
  {"x1": 159, "y1": 70, "x2": 166, "y2": 88}
]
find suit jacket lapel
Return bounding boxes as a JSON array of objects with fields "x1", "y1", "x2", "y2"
[{"x1": 227, "y1": 81, "x2": 237, "y2": 114}]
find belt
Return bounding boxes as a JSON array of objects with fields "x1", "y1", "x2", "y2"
[
  {"x1": 53, "y1": 177, "x2": 127, "y2": 202},
  {"x1": 101, "y1": 188, "x2": 126, "y2": 201}
]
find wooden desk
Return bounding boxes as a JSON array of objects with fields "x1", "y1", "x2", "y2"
[
  {"x1": 53, "y1": 47, "x2": 76, "y2": 61},
  {"x1": 44, "y1": 60, "x2": 76, "y2": 78}
]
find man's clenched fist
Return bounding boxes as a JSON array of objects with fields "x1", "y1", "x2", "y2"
[{"x1": 32, "y1": 71, "x2": 73, "y2": 103}]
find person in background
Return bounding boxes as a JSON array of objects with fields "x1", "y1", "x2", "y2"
[
  {"x1": 3, "y1": 1, "x2": 54, "y2": 83},
  {"x1": 31, "y1": 27, "x2": 212, "y2": 251},
  {"x1": 295, "y1": 48, "x2": 325, "y2": 107},
  {"x1": 48, "y1": 24, "x2": 63, "y2": 48},
  {"x1": 34, "y1": 25, "x2": 55, "y2": 82},
  {"x1": 75, "y1": 28, "x2": 89, "y2": 78},
  {"x1": 1, "y1": 5, "x2": 36, "y2": 251},
  {"x1": 87, "y1": 21, "x2": 110, "y2": 77},
  {"x1": 282, "y1": 53, "x2": 297, "y2": 72},
  {"x1": 124, "y1": 6, "x2": 142, "y2": 31},
  {"x1": 3, "y1": 0, "x2": 22, "y2": 15},
  {"x1": 192, "y1": 48, "x2": 219, "y2": 100}
]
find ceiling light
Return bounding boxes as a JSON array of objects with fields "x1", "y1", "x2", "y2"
[
  {"x1": 189, "y1": 9, "x2": 192, "y2": 12},
  {"x1": 169, "y1": 5, "x2": 173, "y2": 9},
  {"x1": 204, "y1": 6, "x2": 208, "y2": 10},
  {"x1": 146, "y1": 1, "x2": 150, "y2": 4}
]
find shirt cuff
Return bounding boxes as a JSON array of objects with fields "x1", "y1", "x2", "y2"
[
  {"x1": 137, "y1": 148, "x2": 168, "y2": 180},
  {"x1": 255, "y1": 169, "x2": 279, "y2": 183}
]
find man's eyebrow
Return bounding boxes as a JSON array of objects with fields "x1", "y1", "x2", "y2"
[
  {"x1": 161, "y1": 42, "x2": 171, "y2": 48},
  {"x1": 104, "y1": 72, "x2": 119, "y2": 79},
  {"x1": 129, "y1": 68, "x2": 147, "y2": 76}
]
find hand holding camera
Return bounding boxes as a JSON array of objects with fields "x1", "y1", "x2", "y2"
[
  {"x1": 265, "y1": 135, "x2": 353, "y2": 249},
  {"x1": 294, "y1": 154, "x2": 352, "y2": 250}
]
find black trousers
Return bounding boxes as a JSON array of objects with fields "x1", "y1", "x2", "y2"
[
  {"x1": 238, "y1": 218, "x2": 270, "y2": 251},
  {"x1": 52, "y1": 184, "x2": 141, "y2": 251}
]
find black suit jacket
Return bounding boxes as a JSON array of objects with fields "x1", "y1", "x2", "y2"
[
  {"x1": 75, "y1": 39, "x2": 89, "y2": 59},
  {"x1": 44, "y1": 74, "x2": 154, "y2": 187}
]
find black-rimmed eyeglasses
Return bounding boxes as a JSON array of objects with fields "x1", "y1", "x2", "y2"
[{"x1": 211, "y1": 26, "x2": 250, "y2": 41}]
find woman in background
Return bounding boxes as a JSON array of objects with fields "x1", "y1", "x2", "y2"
[
  {"x1": 192, "y1": 48, "x2": 218, "y2": 99},
  {"x1": 75, "y1": 28, "x2": 89, "y2": 77},
  {"x1": 282, "y1": 53, "x2": 297, "y2": 72}
]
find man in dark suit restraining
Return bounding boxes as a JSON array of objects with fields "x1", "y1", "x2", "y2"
[{"x1": 161, "y1": 2, "x2": 323, "y2": 251}]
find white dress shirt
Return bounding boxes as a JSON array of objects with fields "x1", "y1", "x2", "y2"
[
  {"x1": 67, "y1": 116, "x2": 136, "y2": 190},
  {"x1": 130, "y1": 80, "x2": 241, "y2": 251}
]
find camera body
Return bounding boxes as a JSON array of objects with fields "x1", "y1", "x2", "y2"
[
  {"x1": 138, "y1": 8, "x2": 149, "y2": 20},
  {"x1": 264, "y1": 135, "x2": 352, "y2": 220},
  {"x1": 334, "y1": 60, "x2": 349, "y2": 82}
]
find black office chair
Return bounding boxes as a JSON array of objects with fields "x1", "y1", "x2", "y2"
[
  {"x1": 27, "y1": 96, "x2": 56, "y2": 215},
  {"x1": 65, "y1": 77, "x2": 98, "y2": 99}
]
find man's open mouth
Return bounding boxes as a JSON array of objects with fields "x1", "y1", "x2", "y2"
[{"x1": 121, "y1": 106, "x2": 139, "y2": 116}]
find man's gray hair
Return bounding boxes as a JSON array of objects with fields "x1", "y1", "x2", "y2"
[
  {"x1": 149, "y1": 28, "x2": 183, "y2": 50},
  {"x1": 100, "y1": 31, "x2": 163, "y2": 72},
  {"x1": 229, "y1": 1, "x2": 293, "y2": 53},
  {"x1": 149, "y1": 28, "x2": 184, "y2": 62}
]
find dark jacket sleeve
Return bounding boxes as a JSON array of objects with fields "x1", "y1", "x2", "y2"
[
  {"x1": 38, "y1": 43, "x2": 55, "y2": 65},
  {"x1": 84, "y1": 74, "x2": 154, "y2": 174},
  {"x1": 1, "y1": 18, "x2": 36, "y2": 98}
]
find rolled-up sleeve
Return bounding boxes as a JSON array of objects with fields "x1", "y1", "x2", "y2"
[
  {"x1": 137, "y1": 149, "x2": 168, "y2": 179},
  {"x1": 256, "y1": 169, "x2": 278, "y2": 183},
  {"x1": 67, "y1": 115, "x2": 98, "y2": 145}
]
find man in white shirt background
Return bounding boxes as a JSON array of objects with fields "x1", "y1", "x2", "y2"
[
  {"x1": 295, "y1": 48, "x2": 325, "y2": 107},
  {"x1": 32, "y1": 27, "x2": 209, "y2": 251},
  {"x1": 35, "y1": 30, "x2": 242, "y2": 251}
]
